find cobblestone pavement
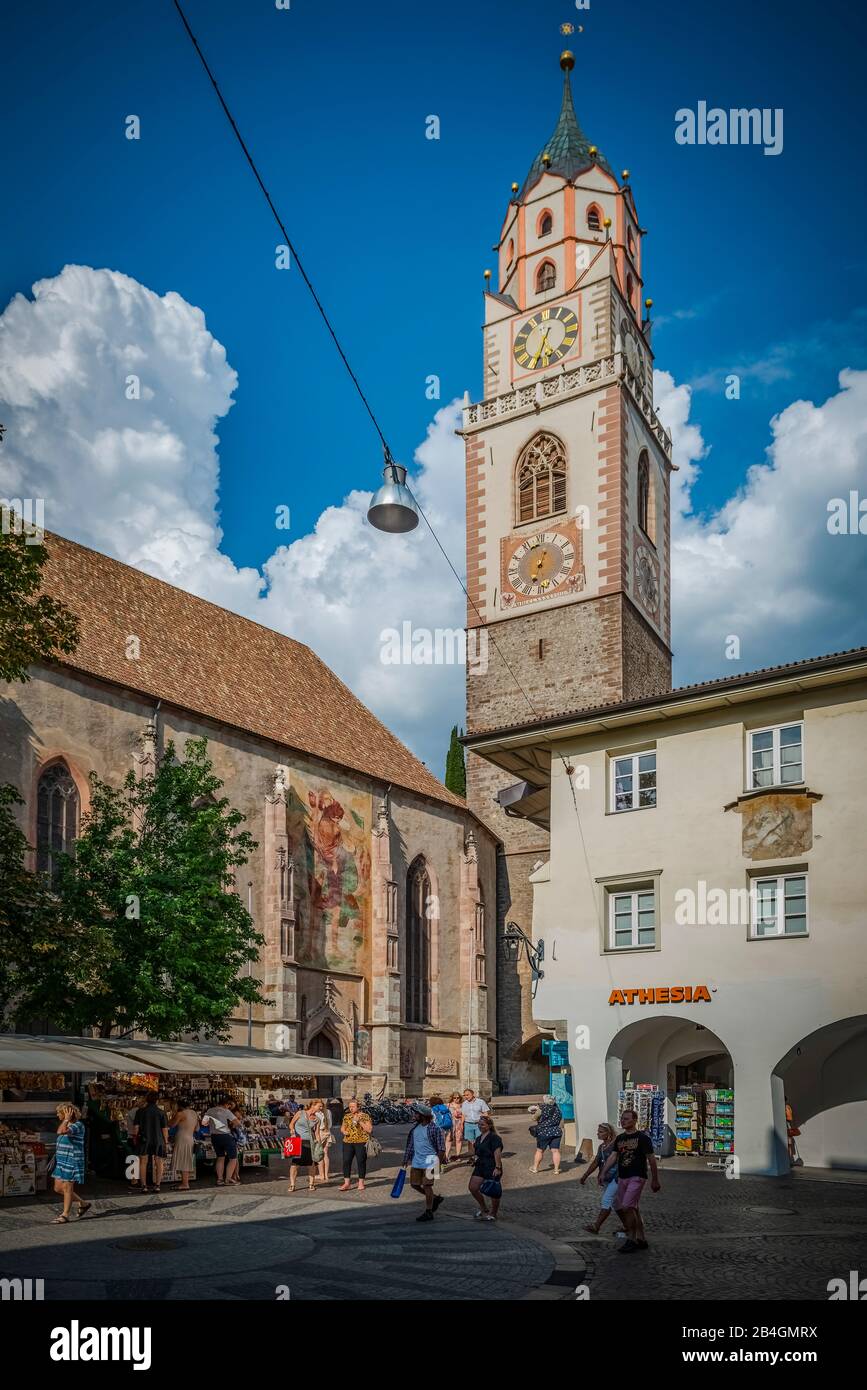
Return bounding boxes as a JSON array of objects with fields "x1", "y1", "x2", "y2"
[{"x1": 0, "y1": 1117, "x2": 864, "y2": 1300}]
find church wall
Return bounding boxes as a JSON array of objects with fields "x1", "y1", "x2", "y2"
[{"x1": 1, "y1": 665, "x2": 497, "y2": 1094}]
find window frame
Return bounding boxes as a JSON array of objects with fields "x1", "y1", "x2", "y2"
[
  {"x1": 746, "y1": 721, "x2": 805, "y2": 792},
  {"x1": 609, "y1": 749, "x2": 658, "y2": 814},
  {"x1": 535, "y1": 259, "x2": 556, "y2": 294},
  {"x1": 607, "y1": 885, "x2": 658, "y2": 952},
  {"x1": 587, "y1": 204, "x2": 602, "y2": 232},
  {"x1": 749, "y1": 871, "x2": 809, "y2": 940},
  {"x1": 537, "y1": 209, "x2": 554, "y2": 238}
]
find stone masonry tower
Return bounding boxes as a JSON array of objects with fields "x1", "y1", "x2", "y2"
[{"x1": 462, "y1": 53, "x2": 675, "y2": 1092}]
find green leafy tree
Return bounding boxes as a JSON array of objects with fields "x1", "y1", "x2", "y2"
[
  {"x1": 444, "y1": 724, "x2": 467, "y2": 797},
  {"x1": 18, "y1": 737, "x2": 267, "y2": 1039},
  {"x1": 0, "y1": 516, "x2": 80, "y2": 682}
]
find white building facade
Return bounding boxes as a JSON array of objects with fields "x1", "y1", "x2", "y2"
[{"x1": 466, "y1": 650, "x2": 867, "y2": 1175}]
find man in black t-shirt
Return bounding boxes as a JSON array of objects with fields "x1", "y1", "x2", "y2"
[
  {"x1": 600, "y1": 1109, "x2": 660, "y2": 1252},
  {"x1": 132, "y1": 1095, "x2": 170, "y2": 1192}
]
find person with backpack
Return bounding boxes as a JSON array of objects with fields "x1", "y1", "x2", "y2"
[
  {"x1": 429, "y1": 1093, "x2": 453, "y2": 1160},
  {"x1": 401, "y1": 1103, "x2": 446, "y2": 1222}
]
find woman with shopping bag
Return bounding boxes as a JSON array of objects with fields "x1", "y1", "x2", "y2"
[
  {"x1": 287, "y1": 1102, "x2": 320, "y2": 1193},
  {"x1": 468, "y1": 1113, "x2": 504, "y2": 1222}
]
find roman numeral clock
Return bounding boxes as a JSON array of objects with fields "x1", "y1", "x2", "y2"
[
  {"x1": 513, "y1": 304, "x2": 579, "y2": 371},
  {"x1": 500, "y1": 521, "x2": 585, "y2": 608}
]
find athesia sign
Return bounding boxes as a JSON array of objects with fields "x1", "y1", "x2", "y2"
[{"x1": 608, "y1": 985, "x2": 712, "y2": 1005}]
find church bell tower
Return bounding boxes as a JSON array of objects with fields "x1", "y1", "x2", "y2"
[{"x1": 462, "y1": 52, "x2": 675, "y2": 1091}]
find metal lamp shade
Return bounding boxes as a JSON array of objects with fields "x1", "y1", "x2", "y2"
[{"x1": 367, "y1": 461, "x2": 419, "y2": 533}]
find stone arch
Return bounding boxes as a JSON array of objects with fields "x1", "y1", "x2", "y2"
[{"x1": 773, "y1": 1015, "x2": 867, "y2": 1170}]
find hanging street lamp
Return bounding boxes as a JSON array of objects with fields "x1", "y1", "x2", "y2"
[{"x1": 367, "y1": 449, "x2": 419, "y2": 534}]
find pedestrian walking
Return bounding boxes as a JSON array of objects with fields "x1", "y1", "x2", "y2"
[
  {"x1": 531, "y1": 1094, "x2": 563, "y2": 1174},
  {"x1": 170, "y1": 1100, "x2": 200, "y2": 1192},
  {"x1": 339, "y1": 1098, "x2": 373, "y2": 1191},
  {"x1": 288, "y1": 1102, "x2": 318, "y2": 1193},
  {"x1": 133, "y1": 1093, "x2": 170, "y2": 1193},
  {"x1": 203, "y1": 1097, "x2": 240, "y2": 1187},
  {"x1": 448, "y1": 1092, "x2": 465, "y2": 1159},
  {"x1": 580, "y1": 1123, "x2": 624, "y2": 1234},
  {"x1": 309, "y1": 1098, "x2": 334, "y2": 1183},
  {"x1": 599, "y1": 1109, "x2": 661, "y2": 1253},
  {"x1": 51, "y1": 1103, "x2": 90, "y2": 1224},
  {"x1": 402, "y1": 1102, "x2": 446, "y2": 1222},
  {"x1": 460, "y1": 1089, "x2": 489, "y2": 1152},
  {"x1": 429, "y1": 1093, "x2": 453, "y2": 1160},
  {"x1": 468, "y1": 1113, "x2": 503, "y2": 1222}
]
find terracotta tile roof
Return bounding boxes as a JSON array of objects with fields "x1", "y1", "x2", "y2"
[
  {"x1": 39, "y1": 532, "x2": 467, "y2": 813},
  {"x1": 465, "y1": 645, "x2": 867, "y2": 742}
]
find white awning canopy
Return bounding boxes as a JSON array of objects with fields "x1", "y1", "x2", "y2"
[{"x1": 0, "y1": 1034, "x2": 381, "y2": 1078}]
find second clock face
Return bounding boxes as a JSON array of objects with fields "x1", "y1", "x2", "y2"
[
  {"x1": 507, "y1": 530, "x2": 576, "y2": 597},
  {"x1": 514, "y1": 305, "x2": 579, "y2": 370}
]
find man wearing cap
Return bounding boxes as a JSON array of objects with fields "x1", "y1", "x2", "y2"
[{"x1": 402, "y1": 1103, "x2": 447, "y2": 1222}]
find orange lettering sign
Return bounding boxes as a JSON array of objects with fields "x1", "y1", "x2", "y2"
[{"x1": 608, "y1": 985, "x2": 712, "y2": 1005}]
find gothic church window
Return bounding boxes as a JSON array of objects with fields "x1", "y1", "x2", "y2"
[
  {"x1": 516, "y1": 433, "x2": 567, "y2": 524},
  {"x1": 536, "y1": 260, "x2": 556, "y2": 293},
  {"x1": 36, "y1": 762, "x2": 79, "y2": 888},
  {"x1": 538, "y1": 210, "x2": 553, "y2": 237},
  {"x1": 637, "y1": 450, "x2": 656, "y2": 543},
  {"x1": 587, "y1": 205, "x2": 602, "y2": 231},
  {"x1": 406, "y1": 856, "x2": 432, "y2": 1025}
]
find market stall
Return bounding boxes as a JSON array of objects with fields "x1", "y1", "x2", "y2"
[{"x1": 0, "y1": 1034, "x2": 380, "y2": 1197}]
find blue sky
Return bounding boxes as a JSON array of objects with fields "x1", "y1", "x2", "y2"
[{"x1": 2, "y1": 0, "x2": 866, "y2": 771}]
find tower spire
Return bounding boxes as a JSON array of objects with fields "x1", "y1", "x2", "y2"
[{"x1": 519, "y1": 51, "x2": 612, "y2": 200}]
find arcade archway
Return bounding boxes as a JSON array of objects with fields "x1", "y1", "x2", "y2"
[
  {"x1": 606, "y1": 1015, "x2": 734, "y2": 1159},
  {"x1": 774, "y1": 1015, "x2": 867, "y2": 1170}
]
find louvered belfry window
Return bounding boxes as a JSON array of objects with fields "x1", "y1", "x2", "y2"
[{"x1": 517, "y1": 433, "x2": 567, "y2": 524}]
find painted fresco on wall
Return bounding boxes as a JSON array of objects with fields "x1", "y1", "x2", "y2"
[{"x1": 286, "y1": 773, "x2": 372, "y2": 975}]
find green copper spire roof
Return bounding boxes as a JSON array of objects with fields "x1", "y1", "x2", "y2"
[{"x1": 520, "y1": 54, "x2": 613, "y2": 199}]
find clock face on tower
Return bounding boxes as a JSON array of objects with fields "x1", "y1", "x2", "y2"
[
  {"x1": 635, "y1": 543, "x2": 660, "y2": 616},
  {"x1": 501, "y1": 525, "x2": 583, "y2": 605},
  {"x1": 513, "y1": 304, "x2": 579, "y2": 371}
]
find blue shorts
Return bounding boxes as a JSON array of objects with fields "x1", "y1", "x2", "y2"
[
  {"x1": 464, "y1": 1122, "x2": 481, "y2": 1142},
  {"x1": 535, "y1": 1132, "x2": 561, "y2": 1151},
  {"x1": 599, "y1": 1176, "x2": 619, "y2": 1210}
]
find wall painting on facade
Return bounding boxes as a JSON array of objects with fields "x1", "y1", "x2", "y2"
[{"x1": 287, "y1": 774, "x2": 372, "y2": 976}]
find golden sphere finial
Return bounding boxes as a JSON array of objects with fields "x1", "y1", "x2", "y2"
[
  {"x1": 541, "y1": 151, "x2": 551, "y2": 168},
  {"x1": 511, "y1": 181, "x2": 519, "y2": 193},
  {"x1": 483, "y1": 269, "x2": 492, "y2": 281},
  {"x1": 644, "y1": 298, "x2": 653, "y2": 309},
  {"x1": 622, "y1": 169, "x2": 630, "y2": 180},
  {"x1": 560, "y1": 50, "x2": 575, "y2": 72},
  {"x1": 603, "y1": 216, "x2": 612, "y2": 228}
]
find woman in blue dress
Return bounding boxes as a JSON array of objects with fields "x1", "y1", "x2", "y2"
[{"x1": 52, "y1": 1103, "x2": 91, "y2": 1224}]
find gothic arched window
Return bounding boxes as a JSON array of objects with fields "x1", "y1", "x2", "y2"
[
  {"x1": 637, "y1": 450, "x2": 656, "y2": 542},
  {"x1": 406, "y1": 857, "x2": 432, "y2": 1025},
  {"x1": 517, "y1": 433, "x2": 567, "y2": 524},
  {"x1": 587, "y1": 204, "x2": 602, "y2": 231},
  {"x1": 626, "y1": 273, "x2": 635, "y2": 307},
  {"x1": 536, "y1": 260, "x2": 556, "y2": 293},
  {"x1": 36, "y1": 762, "x2": 79, "y2": 888},
  {"x1": 538, "y1": 210, "x2": 553, "y2": 237}
]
